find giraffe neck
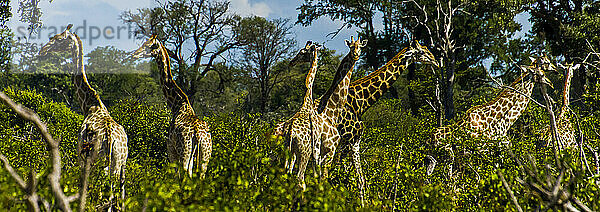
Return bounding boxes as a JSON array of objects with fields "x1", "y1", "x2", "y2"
[
  {"x1": 153, "y1": 42, "x2": 191, "y2": 113},
  {"x1": 346, "y1": 47, "x2": 410, "y2": 116},
  {"x1": 558, "y1": 66, "x2": 573, "y2": 119},
  {"x1": 69, "y1": 34, "x2": 105, "y2": 116},
  {"x1": 317, "y1": 50, "x2": 356, "y2": 119},
  {"x1": 302, "y1": 50, "x2": 319, "y2": 108}
]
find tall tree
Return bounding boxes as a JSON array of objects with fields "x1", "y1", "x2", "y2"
[
  {"x1": 297, "y1": 0, "x2": 408, "y2": 71},
  {"x1": 86, "y1": 46, "x2": 136, "y2": 74},
  {"x1": 234, "y1": 17, "x2": 295, "y2": 113},
  {"x1": 121, "y1": 0, "x2": 243, "y2": 105}
]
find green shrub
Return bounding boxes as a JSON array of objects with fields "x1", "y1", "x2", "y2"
[{"x1": 0, "y1": 87, "x2": 598, "y2": 211}]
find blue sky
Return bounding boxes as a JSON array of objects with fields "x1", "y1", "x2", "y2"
[
  {"x1": 9, "y1": 0, "x2": 358, "y2": 55},
  {"x1": 9, "y1": 0, "x2": 531, "y2": 65}
]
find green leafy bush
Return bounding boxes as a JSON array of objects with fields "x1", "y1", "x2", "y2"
[{"x1": 0, "y1": 88, "x2": 598, "y2": 211}]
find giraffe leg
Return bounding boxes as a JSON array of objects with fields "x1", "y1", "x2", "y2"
[
  {"x1": 351, "y1": 137, "x2": 365, "y2": 207},
  {"x1": 285, "y1": 138, "x2": 292, "y2": 171},
  {"x1": 186, "y1": 145, "x2": 196, "y2": 178},
  {"x1": 297, "y1": 143, "x2": 311, "y2": 191},
  {"x1": 182, "y1": 129, "x2": 195, "y2": 178},
  {"x1": 287, "y1": 137, "x2": 299, "y2": 174},
  {"x1": 289, "y1": 153, "x2": 297, "y2": 174},
  {"x1": 119, "y1": 163, "x2": 126, "y2": 210},
  {"x1": 320, "y1": 139, "x2": 337, "y2": 180},
  {"x1": 312, "y1": 134, "x2": 321, "y2": 178},
  {"x1": 108, "y1": 169, "x2": 115, "y2": 212},
  {"x1": 119, "y1": 143, "x2": 128, "y2": 210},
  {"x1": 312, "y1": 129, "x2": 321, "y2": 173},
  {"x1": 200, "y1": 135, "x2": 212, "y2": 179},
  {"x1": 107, "y1": 138, "x2": 115, "y2": 211}
]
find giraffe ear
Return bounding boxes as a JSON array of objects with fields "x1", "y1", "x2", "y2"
[
  {"x1": 360, "y1": 39, "x2": 368, "y2": 47},
  {"x1": 66, "y1": 24, "x2": 73, "y2": 31}
]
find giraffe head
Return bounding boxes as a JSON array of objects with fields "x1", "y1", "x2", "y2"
[
  {"x1": 344, "y1": 36, "x2": 368, "y2": 61},
  {"x1": 131, "y1": 35, "x2": 161, "y2": 59},
  {"x1": 531, "y1": 54, "x2": 556, "y2": 72},
  {"x1": 39, "y1": 24, "x2": 77, "y2": 56},
  {"x1": 558, "y1": 63, "x2": 580, "y2": 78},
  {"x1": 88, "y1": 105, "x2": 101, "y2": 114},
  {"x1": 521, "y1": 55, "x2": 554, "y2": 88},
  {"x1": 289, "y1": 41, "x2": 321, "y2": 67},
  {"x1": 404, "y1": 40, "x2": 438, "y2": 67}
]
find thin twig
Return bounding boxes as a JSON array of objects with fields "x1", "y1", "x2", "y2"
[
  {"x1": 539, "y1": 82, "x2": 562, "y2": 170},
  {"x1": 498, "y1": 170, "x2": 524, "y2": 212},
  {"x1": 573, "y1": 111, "x2": 592, "y2": 176}
]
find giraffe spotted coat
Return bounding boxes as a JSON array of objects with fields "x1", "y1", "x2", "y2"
[{"x1": 80, "y1": 106, "x2": 128, "y2": 177}]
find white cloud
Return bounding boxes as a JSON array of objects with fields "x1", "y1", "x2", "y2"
[{"x1": 229, "y1": 0, "x2": 272, "y2": 17}]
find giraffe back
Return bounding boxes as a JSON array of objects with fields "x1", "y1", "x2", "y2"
[{"x1": 79, "y1": 106, "x2": 128, "y2": 176}]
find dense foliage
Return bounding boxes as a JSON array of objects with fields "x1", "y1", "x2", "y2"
[{"x1": 1, "y1": 87, "x2": 598, "y2": 210}]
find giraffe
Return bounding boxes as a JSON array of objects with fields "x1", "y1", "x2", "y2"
[
  {"x1": 541, "y1": 63, "x2": 579, "y2": 149},
  {"x1": 312, "y1": 36, "x2": 366, "y2": 177},
  {"x1": 131, "y1": 35, "x2": 212, "y2": 179},
  {"x1": 282, "y1": 41, "x2": 321, "y2": 190},
  {"x1": 38, "y1": 24, "x2": 128, "y2": 210},
  {"x1": 433, "y1": 55, "x2": 555, "y2": 142},
  {"x1": 313, "y1": 41, "x2": 437, "y2": 204}
]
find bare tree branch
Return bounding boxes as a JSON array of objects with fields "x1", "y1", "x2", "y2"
[
  {"x1": 0, "y1": 154, "x2": 27, "y2": 190},
  {"x1": 503, "y1": 151, "x2": 592, "y2": 212},
  {"x1": 0, "y1": 91, "x2": 73, "y2": 212}
]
